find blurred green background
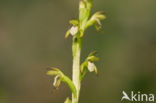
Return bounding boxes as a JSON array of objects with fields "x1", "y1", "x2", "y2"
[{"x1": 0, "y1": 0, "x2": 156, "y2": 103}]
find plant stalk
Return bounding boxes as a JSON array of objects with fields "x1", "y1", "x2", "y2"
[{"x1": 72, "y1": 37, "x2": 82, "y2": 103}]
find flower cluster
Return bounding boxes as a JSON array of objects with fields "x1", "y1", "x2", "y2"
[
  {"x1": 80, "y1": 51, "x2": 99, "y2": 80},
  {"x1": 47, "y1": 68, "x2": 77, "y2": 98}
]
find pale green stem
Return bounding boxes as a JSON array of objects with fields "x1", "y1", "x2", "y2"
[{"x1": 72, "y1": 37, "x2": 81, "y2": 103}]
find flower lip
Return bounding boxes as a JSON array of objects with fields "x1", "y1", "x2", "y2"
[
  {"x1": 70, "y1": 26, "x2": 78, "y2": 36},
  {"x1": 87, "y1": 61, "x2": 95, "y2": 72}
]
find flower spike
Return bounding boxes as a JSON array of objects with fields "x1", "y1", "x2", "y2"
[{"x1": 48, "y1": 0, "x2": 106, "y2": 102}]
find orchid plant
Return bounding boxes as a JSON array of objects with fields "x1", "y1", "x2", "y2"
[{"x1": 47, "y1": 0, "x2": 106, "y2": 103}]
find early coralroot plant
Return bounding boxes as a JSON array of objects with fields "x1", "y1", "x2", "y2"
[{"x1": 47, "y1": 0, "x2": 106, "y2": 103}]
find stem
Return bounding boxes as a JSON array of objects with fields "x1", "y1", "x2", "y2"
[{"x1": 72, "y1": 37, "x2": 81, "y2": 103}]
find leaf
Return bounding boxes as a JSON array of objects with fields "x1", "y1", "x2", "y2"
[
  {"x1": 47, "y1": 67, "x2": 77, "y2": 98},
  {"x1": 64, "y1": 97, "x2": 72, "y2": 103}
]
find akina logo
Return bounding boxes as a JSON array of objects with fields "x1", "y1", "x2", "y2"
[{"x1": 121, "y1": 91, "x2": 155, "y2": 102}]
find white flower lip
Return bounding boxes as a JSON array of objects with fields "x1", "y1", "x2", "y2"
[
  {"x1": 87, "y1": 61, "x2": 95, "y2": 72},
  {"x1": 70, "y1": 26, "x2": 78, "y2": 36},
  {"x1": 53, "y1": 75, "x2": 59, "y2": 86}
]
